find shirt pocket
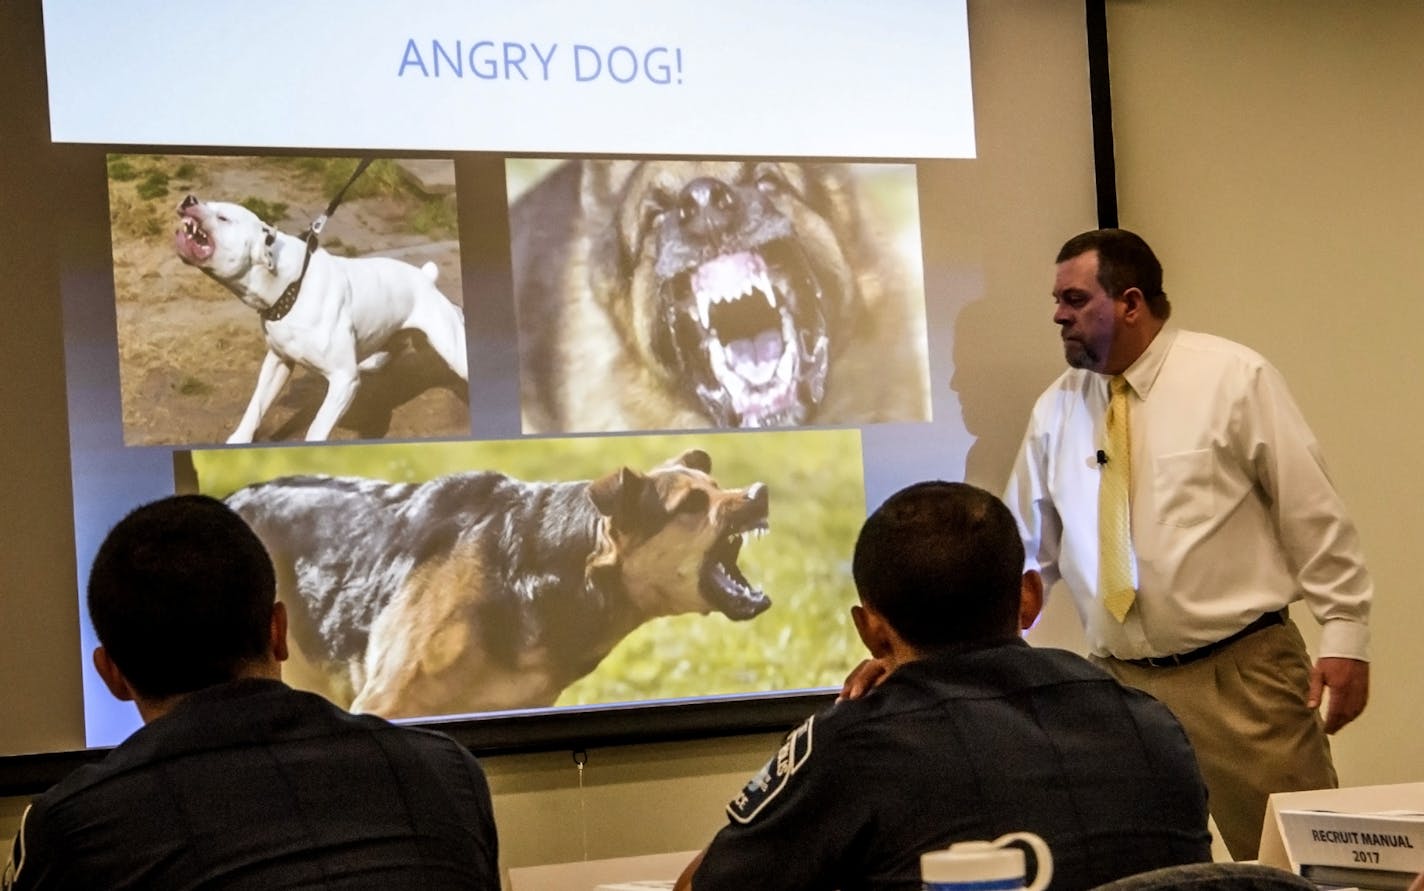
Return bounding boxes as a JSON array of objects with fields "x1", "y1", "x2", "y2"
[{"x1": 1152, "y1": 449, "x2": 1216, "y2": 527}]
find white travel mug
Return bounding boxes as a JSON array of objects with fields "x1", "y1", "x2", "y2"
[{"x1": 920, "y1": 831, "x2": 1053, "y2": 891}]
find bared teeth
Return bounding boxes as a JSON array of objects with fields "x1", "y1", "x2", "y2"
[
  {"x1": 725, "y1": 526, "x2": 769, "y2": 548},
  {"x1": 691, "y1": 251, "x2": 778, "y2": 331},
  {"x1": 180, "y1": 217, "x2": 209, "y2": 245}
]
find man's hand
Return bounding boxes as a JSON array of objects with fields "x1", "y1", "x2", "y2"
[
  {"x1": 837, "y1": 658, "x2": 894, "y2": 703},
  {"x1": 1307, "y1": 657, "x2": 1369, "y2": 734}
]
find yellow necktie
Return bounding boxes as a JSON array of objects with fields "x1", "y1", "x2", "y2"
[{"x1": 1099, "y1": 374, "x2": 1135, "y2": 622}]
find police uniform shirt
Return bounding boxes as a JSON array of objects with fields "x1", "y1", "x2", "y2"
[
  {"x1": 692, "y1": 640, "x2": 1212, "y2": 891},
  {"x1": 3, "y1": 679, "x2": 499, "y2": 891}
]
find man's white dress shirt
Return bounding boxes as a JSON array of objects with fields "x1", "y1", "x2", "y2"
[{"x1": 1004, "y1": 327, "x2": 1372, "y2": 661}]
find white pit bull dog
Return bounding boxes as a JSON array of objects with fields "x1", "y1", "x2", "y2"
[{"x1": 174, "y1": 194, "x2": 469, "y2": 443}]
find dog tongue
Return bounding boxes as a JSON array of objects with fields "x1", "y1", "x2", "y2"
[
  {"x1": 725, "y1": 330, "x2": 784, "y2": 386},
  {"x1": 173, "y1": 227, "x2": 213, "y2": 264}
]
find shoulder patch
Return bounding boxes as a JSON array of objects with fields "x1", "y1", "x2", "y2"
[{"x1": 726, "y1": 715, "x2": 814, "y2": 825}]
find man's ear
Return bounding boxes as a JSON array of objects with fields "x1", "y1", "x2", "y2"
[
  {"x1": 1119, "y1": 286, "x2": 1146, "y2": 325},
  {"x1": 851, "y1": 603, "x2": 894, "y2": 659},
  {"x1": 92, "y1": 646, "x2": 135, "y2": 703},
  {"x1": 1018, "y1": 570, "x2": 1045, "y2": 632},
  {"x1": 270, "y1": 601, "x2": 289, "y2": 663}
]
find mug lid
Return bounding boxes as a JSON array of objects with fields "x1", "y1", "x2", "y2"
[{"x1": 921, "y1": 846, "x2": 1024, "y2": 882}]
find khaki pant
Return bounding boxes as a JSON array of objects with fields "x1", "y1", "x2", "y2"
[{"x1": 1093, "y1": 617, "x2": 1337, "y2": 860}]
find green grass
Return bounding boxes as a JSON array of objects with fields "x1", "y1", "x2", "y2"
[
  {"x1": 176, "y1": 376, "x2": 212, "y2": 397},
  {"x1": 239, "y1": 197, "x2": 289, "y2": 225},
  {"x1": 108, "y1": 191, "x2": 167, "y2": 239},
  {"x1": 135, "y1": 170, "x2": 170, "y2": 201},
  {"x1": 324, "y1": 157, "x2": 405, "y2": 201},
  {"x1": 107, "y1": 157, "x2": 139, "y2": 182},
  {"x1": 410, "y1": 198, "x2": 458, "y2": 237},
  {"x1": 106, "y1": 153, "x2": 456, "y2": 244},
  {"x1": 107, "y1": 153, "x2": 181, "y2": 240},
  {"x1": 192, "y1": 430, "x2": 869, "y2": 706}
]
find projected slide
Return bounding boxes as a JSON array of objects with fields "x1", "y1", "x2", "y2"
[
  {"x1": 188, "y1": 432, "x2": 865, "y2": 721},
  {"x1": 41, "y1": 1, "x2": 975, "y2": 158},
  {"x1": 508, "y1": 159, "x2": 930, "y2": 433},
  {"x1": 39, "y1": 0, "x2": 991, "y2": 749},
  {"x1": 108, "y1": 154, "x2": 470, "y2": 446}
]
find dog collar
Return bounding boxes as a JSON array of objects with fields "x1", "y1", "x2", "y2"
[
  {"x1": 260, "y1": 159, "x2": 373, "y2": 324},
  {"x1": 261, "y1": 276, "x2": 303, "y2": 322},
  {"x1": 260, "y1": 231, "x2": 317, "y2": 323}
]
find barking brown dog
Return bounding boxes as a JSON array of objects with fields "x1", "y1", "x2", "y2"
[
  {"x1": 510, "y1": 159, "x2": 930, "y2": 432},
  {"x1": 225, "y1": 449, "x2": 770, "y2": 719}
]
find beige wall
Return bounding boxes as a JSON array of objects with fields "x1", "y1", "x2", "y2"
[
  {"x1": 8, "y1": 0, "x2": 1420, "y2": 886},
  {"x1": 1104, "y1": 0, "x2": 1424, "y2": 788},
  {"x1": 0, "y1": 0, "x2": 84, "y2": 761}
]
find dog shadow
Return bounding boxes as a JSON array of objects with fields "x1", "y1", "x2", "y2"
[{"x1": 267, "y1": 333, "x2": 470, "y2": 441}]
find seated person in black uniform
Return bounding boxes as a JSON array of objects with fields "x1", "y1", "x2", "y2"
[
  {"x1": 676, "y1": 481, "x2": 1212, "y2": 891},
  {"x1": 2, "y1": 495, "x2": 500, "y2": 890}
]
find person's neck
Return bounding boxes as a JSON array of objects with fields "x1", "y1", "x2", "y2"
[
  {"x1": 879, "y1": 635, "x2": 923, "y2": 672},
  {"x1": 133, "y1": 662, "x2": 282, "y2": 725},
  {"x1": 1107, "y1": 318, "x2": 1166, "y2": 376},
  {"x1": 132, "y1": 692, "x2": 187, "y2": 724},
  {"x1": 896, "y1": 633, "x2": 1024, "y2": 666}
]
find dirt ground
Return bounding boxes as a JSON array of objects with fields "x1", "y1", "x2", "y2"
[{"x1": 109, "y1": 155, "x2": 470, "y2": 446}]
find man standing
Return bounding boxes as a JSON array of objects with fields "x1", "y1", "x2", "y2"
[
  {"x1": 679, "y1": 481, "x2": 1211, "y2": 891},
  {"x1": 3, "y1": 495, "x2": 500, "y2": 890},
  {"x1": 1004, "y1": 228, "x2": 1371, "y2": 860}
]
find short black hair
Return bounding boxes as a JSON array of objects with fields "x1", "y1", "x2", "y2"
[
  {"x1": 851, "y1": 481, "x2": 1024, "y2": 650},
  {"x1": 87, "y1": 494, "x2": 277, "y2": 699},
  {"x1": 1057, "y1": 227, "x2": 1172, "y2": 320}
]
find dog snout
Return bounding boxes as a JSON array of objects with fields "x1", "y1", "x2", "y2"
[
  {"x1": 180, "y1": 194, "x2": 199, "y2": 211},
  {"x1": 720, "y1": 481, "x2": 770, "y2": 529},
  {"x1": 746, "y1": 482, "x2": 768, "y2": 507},
  {"x1": 678, "y1": 177, "x2": 740, "y2": 241}
]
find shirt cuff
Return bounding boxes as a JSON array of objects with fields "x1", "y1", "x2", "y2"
[{"x1": 1317, "y1": 618, "x2": 1370, "y2": 662}]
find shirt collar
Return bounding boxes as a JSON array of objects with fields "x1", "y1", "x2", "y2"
[
  {"x1": 901, "y1": 636, "x2": 1030, "y2": 670},
  {"x1": 1112, "y1": 324, "x2": 1176, "y2": 400}
]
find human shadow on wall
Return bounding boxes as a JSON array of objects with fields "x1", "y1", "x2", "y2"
[{"x1": 949, "y1": 296, "x2": 1047, "y2": 492}]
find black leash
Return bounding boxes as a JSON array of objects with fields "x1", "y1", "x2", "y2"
[{"x1": 261, "y1": 157, "x2": 375, "y2": 322}]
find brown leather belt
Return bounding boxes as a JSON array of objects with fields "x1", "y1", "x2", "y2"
[{"x1": 1119, "y1": 610, "x2": 1285, "y2": 668}]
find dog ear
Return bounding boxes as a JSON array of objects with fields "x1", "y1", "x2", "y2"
[
  {"x1": 676, "y1": 449, "x2": 711, "y2": 473},
  {"x1": 258, "y1": 227, "x2": 277, "y2": 272},
  {"x1": 578, "y1": 159, "x2": 640, "y2": 220},
  {"x1": 588, "y1": 466, "x2": 646, "y2": 521},
  {"x1": 586, "y1": 466, "x2": 648, "y2": 594},
  {"x1": 654, "y1": 449, "x2": 710, "y2": 475}
]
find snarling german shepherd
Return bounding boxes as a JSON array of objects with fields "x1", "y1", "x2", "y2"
[
  {"x1": 510, "y1": 159, "x2": 930, "y2": 433},
  {"x1": 225, "y1": 449, "x2": 770, "y2": 719}
]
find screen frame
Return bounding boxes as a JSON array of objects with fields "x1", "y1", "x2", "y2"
[
  {"x1": 0, "y1": 691, "x2": 837, "y2": 796},
  {"x1": 0, "y1": 0, "x2": 1118, "y2": 797}
]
